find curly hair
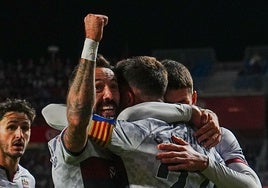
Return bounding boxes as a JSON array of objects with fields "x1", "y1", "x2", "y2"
[{"x1": 0, "y1": 98, "x2": 36, "y2": 123}]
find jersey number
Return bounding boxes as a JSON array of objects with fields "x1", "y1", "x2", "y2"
[{"x1": 157, "y1": 163, "x2": 211, "y2": 187}]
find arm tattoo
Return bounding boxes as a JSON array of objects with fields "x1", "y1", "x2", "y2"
[{"x1": 64, "y1": 59, "x2": 95, "y2": 152}]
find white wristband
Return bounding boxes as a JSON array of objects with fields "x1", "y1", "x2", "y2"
[{"x1": 81, "y1": 38, "x2": 99, "y2": 61}]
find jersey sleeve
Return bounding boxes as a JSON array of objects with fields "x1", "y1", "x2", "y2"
[
  {"x1": 205, "y1": 127, "x2": 262, "y2": 188},
  {"x1": 202, "y1": 157, "x2": 262, "y2": 188},
  {"x1": 48, "y1": 129, "x2": 97, "y2": 165},
  {"x1": 216, "y1": 127, "x2": 248, "y2": 165},
  {"x1": 117, "y1": 102, "x2": 192, "y2": 123},
  {"x1": 88, "y1": 114, "x2": 164, "y2": 154},
  {"x1": 42, "y1": 103, "x2": 67, "y2": 130}
]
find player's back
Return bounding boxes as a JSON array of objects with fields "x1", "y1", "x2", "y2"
[
  {"x1": 89, "y1": 116, "x2": 223, "y2": 187},
  {"x1": 119, "y1": 122, "x2": 215, "y2": 187}
]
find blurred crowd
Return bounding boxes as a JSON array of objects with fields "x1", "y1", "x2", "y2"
[{"x1": 0, "y1": 56, "x2": 75, "y2": 125}]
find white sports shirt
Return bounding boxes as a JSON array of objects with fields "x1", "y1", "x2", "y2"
[
  {"x1": 89, "y1": 114, "x2": 224, "y2": 187},
  {"x1": 117, "y1": 102, "x2": 262, "y2": 188},
  {"x1": 48, "y1": 131, "x2": 128, "y2": 188},
  {"x1": 0, "y1": 164, "x2": 35, "y2": 188}
]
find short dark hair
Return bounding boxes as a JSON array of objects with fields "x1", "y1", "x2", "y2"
[
  {"x1": 69, "y1": 53, "x2": 112, "y2": 85},
  {"x1": 95, "y1": 53, "x2": 112, "y2": 68},
  {"x1": 161, "y1": 59, "x2": 193, "y2": 92},
  {"x1": 0, "y1": 98, "x2": 36, "y2": 123},
  {"x1": 115, "y1": 56, "x2": 168, "y2": 99}
]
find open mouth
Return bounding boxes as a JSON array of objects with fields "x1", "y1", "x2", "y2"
[
  {"x1": 13, "y1": 142, "x2": 24, "y2": 150},
  {"x1": 100, "y1": 105, "x2": 116, "y2": 118}
]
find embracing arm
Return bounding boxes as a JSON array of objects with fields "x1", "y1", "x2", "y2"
[
  {"x1": 203, "y1": 127, "x2": 261, "y2": 187},
  {"x1": 118, "y1": 102, "x2": 221, "y2": 148},
  {"x1": 117, "y1": 102, "x2": 193, "y2": 122},
  {"x1": 194, "y1": 110, "x2": 221, "y2": 148},
  {"x1": 157, "y1": 136, "x2": 261, "y2": 188},
  {"x1": 202, "y1": 158, "x2": 261, "y2": 188},
  {"x1": 88, "y1": 115, "x2": 166, "y2": 155},
  {"x1": 118, "y1": 101, "x2": 206, "y2": 126}
]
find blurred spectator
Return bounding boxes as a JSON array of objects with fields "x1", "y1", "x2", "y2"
[
  {"x1": 0, "y1": 56, "x2": 74, "y2": 125},
  {"x1": 239, "y1": 52, "x2": 265, "y2": 76},
  {"x1": 236, "y1": 52, "x2": 267, "y2": 91}
]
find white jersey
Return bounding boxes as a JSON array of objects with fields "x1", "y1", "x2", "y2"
[
  {"x1": 48, "y1": 131, "x2": 128, "y2": 188},
  {"x1": 0, "y1": 164, "x2": 35, "y2": 188},
  {"x1": 117, "y1": 102, "x2": 262, "y2": 188},
  {"x1": 89, "y1": 114, "x2": 224, "y2": 188}
]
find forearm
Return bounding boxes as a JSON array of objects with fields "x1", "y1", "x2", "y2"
[
  {"x1": 65, "y1": 57, "x2": 96, "y2": 151},
  {"x1": 202, "y1": 157, "x2": 262, "y2": 188},
  {"x1": 118, "y1": 102, "x2": 192, "y2": 122},
  {"x1": 67, "y1": 59, "x2": 95, "y2": 111},
  {"x1": 65, "y1": 37, "x2": 99, "y2": 152},
  {"x1": 67, "y1": 54, "x2": 96, "y2": 119}
]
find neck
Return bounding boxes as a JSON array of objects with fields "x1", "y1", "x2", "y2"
[{"x1": 0, "y1": 155, "x2": 20, "y2": 181}]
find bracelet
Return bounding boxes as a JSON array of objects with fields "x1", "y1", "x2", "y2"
[{"x1": 81, "y1": 38, "x2": 99, "y2": 61}]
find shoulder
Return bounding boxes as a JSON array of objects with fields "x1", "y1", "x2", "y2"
[
  {"x1": 216, "y1": 127, "x2": 247, "y2": 163},
  {"x1": 220, "y1": 127, "x2": 238, "y2": 144},
  {"x1": 17, "y1": 165, "x2": 36, "y2": 185},
  {"x1": 18, "y1": 165, "x2": 33, "y2": 175}
]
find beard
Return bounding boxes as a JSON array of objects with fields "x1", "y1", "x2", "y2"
[{"x1": 94, "y1": 100, "x2": 118, "y2": 119}]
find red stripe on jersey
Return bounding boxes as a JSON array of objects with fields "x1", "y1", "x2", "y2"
[{"x1": 225, "y1": 158, "x2": 248, "y2": 166}]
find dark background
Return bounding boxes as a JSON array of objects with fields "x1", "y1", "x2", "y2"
[{"x1": 1, "y1": 0, "x2": 268, "y2": 62}]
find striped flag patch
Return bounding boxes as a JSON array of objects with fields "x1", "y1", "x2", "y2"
[{"x1": 88, "y1": 114, "x2": 115, "y2": 147}]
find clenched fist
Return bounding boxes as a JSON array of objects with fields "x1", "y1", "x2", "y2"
[{"x1": 84, "y1": 14, "x2": 108, "y2": 42}]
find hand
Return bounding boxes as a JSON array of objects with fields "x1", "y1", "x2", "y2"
[
  {"x1": 194, "y1": 110, "x2": 221, "y2": 149},
  {"x1": 84, "y1": 14, "x2": 108, "y2": 42},
  {"x1": 190, "y1": 105, "x2": 207, "y2": 128},
  {"x1": 156, "y1": 135, "x2": 209, "y2": 172}
]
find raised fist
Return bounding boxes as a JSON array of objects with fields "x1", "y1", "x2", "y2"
[{"x1": 84, "y1": 14, "x2": 108, "y2": 42}]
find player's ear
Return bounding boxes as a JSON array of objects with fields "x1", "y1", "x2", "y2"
[
  {"x1": 127, "y1": 88, "x2": 135, "y2": 106},
  {"x1": 192, "y1": 90, "x2": 198, "y2": 105},
  {"x1": 119, "y1": 86, "x2": 135, "y2": 110}
]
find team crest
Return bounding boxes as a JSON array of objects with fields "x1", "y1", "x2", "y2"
[
  {"x1": 109, "y1": 166, "x2": 116, "y2": 178},
  {"x1": 21, "y1": 177, "x2": 30, "y2": 188}
]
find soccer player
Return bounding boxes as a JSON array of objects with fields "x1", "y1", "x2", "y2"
[
  {"x1": 87, "y1": 56, "x2": 223, "y2": 187},
  {"x1": 160, "y1": 59, "x2": 262, "y2": 186},
  {"x1": 117, "y1": 59, "x2": 262, "y2": 187},
  {"x1": 46, "y1": 14, "x2": 128, "y2": 188},
  {"x1": 0, "y1": 98, "x2": 36, "y2": 187}
]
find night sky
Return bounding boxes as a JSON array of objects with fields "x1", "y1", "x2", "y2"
[{"x1": 1, "y1": 1, "x2": 268, "y2": 62}]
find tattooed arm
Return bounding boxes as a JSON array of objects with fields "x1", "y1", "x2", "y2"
[{"x1": 64, "y1": 14, "x2": 108, "y2": 153}]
